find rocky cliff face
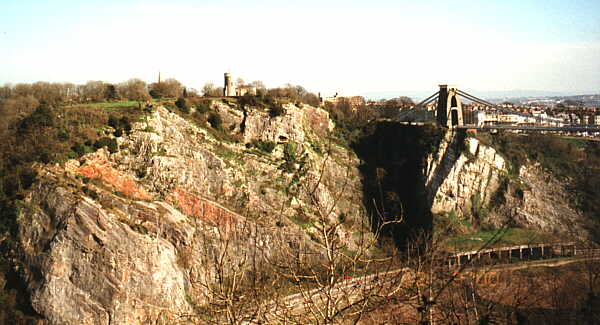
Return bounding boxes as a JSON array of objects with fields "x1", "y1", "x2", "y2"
[
  {"x1": 13, "y1": 103, "x2": 363, "y2": 324},
  {"x1": 426, "y1": 130, "x2": 588, "y2": 240},
  {"x1": 427, "y1": 133, "x2": 506, "y2": 218},
  {"x1": 13, "y1": 105, "x2": 592, "y2": 323},
  {"x1": 495, "y1": 164, "x2": 587, "y2": 237}
]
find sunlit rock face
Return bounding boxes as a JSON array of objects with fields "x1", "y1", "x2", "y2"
[
  {"x1": 427, "y1": 132, "x2": 587, "y2": 239},
  {"x1": 428, "y1": 135, "x2": 506, "y2": 217},
  {"x1": 14, "y1": 104, "x2": 361, "y2": 324}
]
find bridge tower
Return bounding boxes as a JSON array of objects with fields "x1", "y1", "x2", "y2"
[{"x1": 436, "y1": 85, "x2": 464, "y2": 128}]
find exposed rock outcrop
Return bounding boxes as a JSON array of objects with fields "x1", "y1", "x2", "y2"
[
  {"x1": 426, "y1": 130, "x2": 588, "y2": 239},
  {"x1": 13, "y1": 103, "x2": 361, "y2": 324},
  {"x1": 212, "y1": 101, "x2": 334, "y2": 143},
  {"x1": 499, "y1": 164, "x2": 587, "y2": 237},
  {"x1": 427, "y1": 133, "x2": 506, "y2": 217}
]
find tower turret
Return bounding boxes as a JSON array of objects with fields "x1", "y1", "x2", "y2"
[{"x1": 224, "y1": 73, "x2": 235, "y2": 96}]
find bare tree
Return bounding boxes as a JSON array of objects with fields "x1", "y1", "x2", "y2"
[
  {"x1": 79, "y1": 80, "x2": 107, "y2": 102},
  {"x1": 179, "y1": 212, "x2": 290, "y2": 324},
  {"x1": 203, "y1": 82, "x2": 221, "y2": 97},
  {"x1": 235, "y1": 78, "x2": 245, "y2": 88},
  {"x1": 252, "y1": 142, "x2": 411, "y2": 324},
  {"x1": 118, "y1": 79, "x2": 150, "y2": 103},
  {"x1": 0, "y1": 83, "x2": 13, "y2": 100},
  {"x1": 149, "y1": 78, "x2": 183, "y2": 98}
]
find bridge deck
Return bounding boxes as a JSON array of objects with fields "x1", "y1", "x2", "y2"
[{"x1": 458, "y1": 125, "x2": 600, "y2": 132}]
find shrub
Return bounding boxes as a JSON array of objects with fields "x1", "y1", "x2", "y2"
[
  {"x1": 56, "y1": 128, "x2": 69, "y2": 141},
  {"x1": 72, "y1": 143, "x2": 86, "y2": 156},
  {"x1": 261, "y1": 94, "x2": 275, "y2": 106},
  {"x1": 108, "y1": 114, "x2": 119, "y2": 129},
  {"x1": 239, "y1": 93, "x2": 259, "y2": 107},
  {"x1": 284, "y1": 141, "x2": 298, "y2": 162},
  {"x1": 269, "y1": 104, "x2": 285, "y2": 118},
  {"x1": 195, "y1": 101, "x2": 211, "y2": 114},
  {"x1": 120, "y1": 116, "x2": 132, "y2": 133},
  {"x1": 108, "y1": 115, "x2": 132, "y2": 136},
  {"x1": 175, "y1": 97, "x2": 190, "y2": 114},
  {"x1": 82, "y1": 186, "x2": 99, "y2": 200},
  {"x1": 17, "y1": 104, "x2": 55, "y2": 134},
  {"x1": 208, "y1": 112, "x2": 222, "y2": 130},
  {"x1": 252, "y1": 140, "x2": 277, "y2": 153},
  {"x1": 282, "y1": 141, "x2": 303, "y2": 172},
  {"x1": 93, "y1": 137, "x2": 118, "y2": 153}
]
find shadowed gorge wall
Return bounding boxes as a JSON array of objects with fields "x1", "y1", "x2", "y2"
[{"x1": 354, "y1": 121, "x2": 444, "y2": 247}]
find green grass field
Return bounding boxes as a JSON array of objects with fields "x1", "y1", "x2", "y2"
[
  {"x1": 66, "y1": 98, "x2": 176, "y2": 110},
  {"x1": 66, "y1": 100, "x2": 139, "y2": 110}
]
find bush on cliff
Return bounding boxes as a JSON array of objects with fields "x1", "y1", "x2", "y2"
[
  {"x1": 269, "y1": 103, "x2": 286, "y2": 118},
  {"x1": 208, "y1": 112, "x2": 223, "y2": 130},
  {"x1": 175, "y1": 97, "x2": 190, "y2": 114},
  {"x1": 251, "y1": 140, "x2": 276, "y2": 153},
  {"x1": 93, "y1": 137, "x2": 118, "y2": 153}
]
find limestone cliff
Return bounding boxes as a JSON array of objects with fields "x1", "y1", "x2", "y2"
[
  {"x1": 12, "y1": 103, "x2": 363, "y2": 324},
  {"x1": 427, "y1": 133, "x2": 506, "y2": 218},
  {"x1": 426, "y1": 130, "x2": 588, "y2": 240}
]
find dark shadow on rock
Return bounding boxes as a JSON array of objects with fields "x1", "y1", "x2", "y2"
[{"x1": 353, "y1": 121, "x2": 463, "y2": 249}]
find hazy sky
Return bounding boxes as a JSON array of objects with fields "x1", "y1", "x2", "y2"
[{"x1": 1, "y1": 0, "x2": 599, "y2": 96}]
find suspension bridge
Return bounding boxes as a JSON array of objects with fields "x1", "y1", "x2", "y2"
[{"x1": 396, "y1": 85, "x2": 600, "y2": 133}]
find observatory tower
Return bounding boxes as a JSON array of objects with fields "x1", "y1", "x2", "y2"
[{"x1": 223, "y1": 73, "x2": 235, "y2": 97}]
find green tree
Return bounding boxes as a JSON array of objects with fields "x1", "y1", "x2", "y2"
[
  {"x1": 105, "y1": 84, "x2": 118, "y2": 101},
  {"x1": 175, "y1": 97, "x2": 190, "y2": 114}
]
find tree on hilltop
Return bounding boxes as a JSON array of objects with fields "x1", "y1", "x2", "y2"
[
  {"x1": 149, "y1": 78, "x2": 183, "y2": 98},
  {"x1": 118, "y1": 79, "x2": 150, "y2": 103},
  {"x1": 203, "y1": 82, "x2": 222, "y2": 97}
]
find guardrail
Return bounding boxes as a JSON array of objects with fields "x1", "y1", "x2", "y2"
[{"x1": 447, "y1": 242, "x2": 600, "y2": 267}]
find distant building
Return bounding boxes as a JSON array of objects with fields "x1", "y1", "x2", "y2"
[
  {"x1": 475, "y1": 111, "x2": 489, "y2": 126},
  {"x1": 223, "y1": 72, "x2": 257, "y2": 97},
  {"x1": 235, "y1": 86, "x2": 257, "y2": 97},
  {"x1": 322, "y1": 94, "x2": 365, "y2": 109},
  {"x1": 322, "y1": 92, "x2": 339, "y2": 105}
]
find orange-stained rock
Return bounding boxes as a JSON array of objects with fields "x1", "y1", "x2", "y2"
[
  {"x1": 170, "y1": 188, "x2": 240, "y2": 227},
  {"x1": 77, "y1": 155, "x2": 150, "y2": 200}
]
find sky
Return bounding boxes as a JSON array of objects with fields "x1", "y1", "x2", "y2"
[{"x1": 1, "y1": 0, "x2": 599, "y2": 97}]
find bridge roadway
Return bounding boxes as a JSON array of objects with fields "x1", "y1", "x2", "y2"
[
  {"x1": 457, "y1": 124, "x2": 600, "y2": 132},
  {"x1": 386, "y1": 121, "x2": 600, "y2": 134}
]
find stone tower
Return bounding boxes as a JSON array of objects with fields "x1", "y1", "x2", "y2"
[
  {"x1": 223, "y1": 73, "x2": 235, "y2": 97},
  {"x1": 436, "y1": 85, "x2": 464, "y2": 128}
]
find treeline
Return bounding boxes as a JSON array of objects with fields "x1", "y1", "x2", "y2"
[
  {"x1": 0, "y1": 78, "x2": 323, "y2": 111},
  {"x1": 321, "y1": 96, "x2": 415, "y2": 147},
  {"x1": 0, "y1": 78, "x2": 188, "y2": 109},
  {"x1": 202, "y1": 81, "x2": 320, "y2": 107}
]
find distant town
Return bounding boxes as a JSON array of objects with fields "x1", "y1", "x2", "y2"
[{"x1": 323, "y1": 92, "x2": 600, "y2": 137}]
